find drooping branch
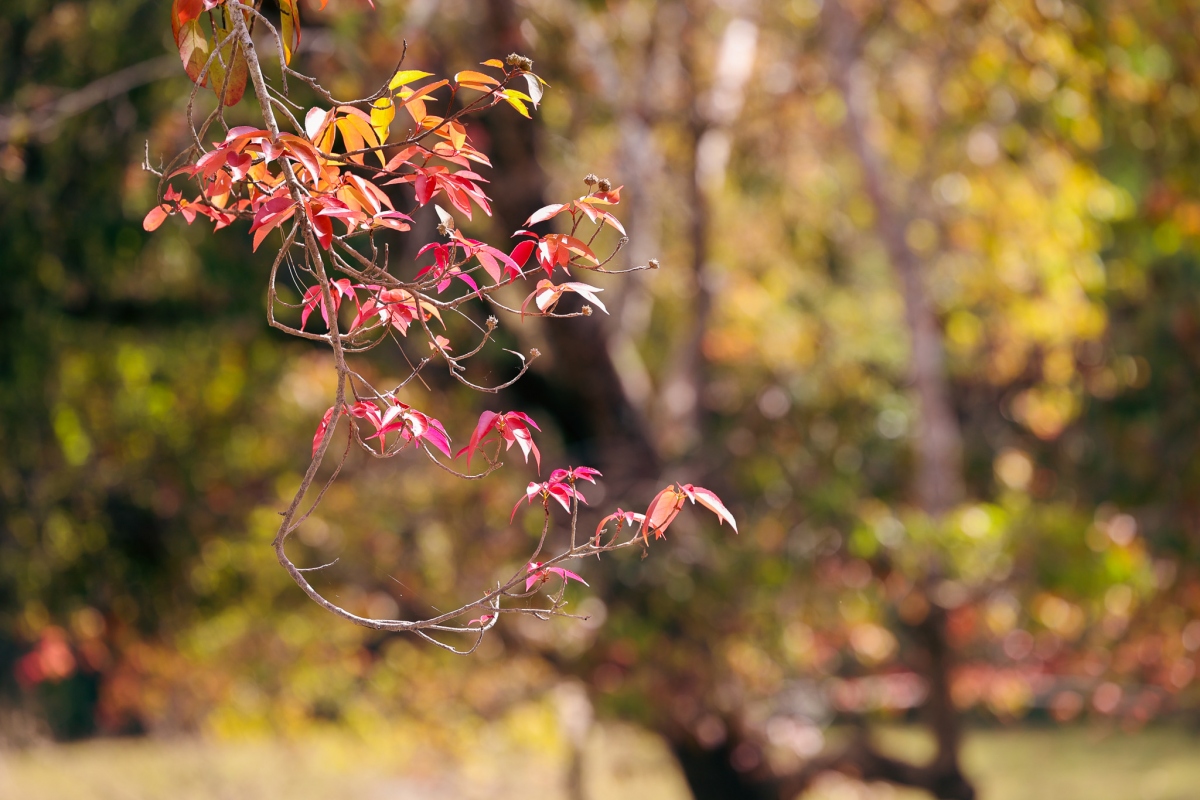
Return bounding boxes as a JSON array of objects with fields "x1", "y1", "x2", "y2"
[{"x1": 140, "y1": 0, "x2": 737, "y2": 650}]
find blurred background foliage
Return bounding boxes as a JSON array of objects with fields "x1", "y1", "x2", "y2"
[{"x1": 3, "y1": 0, "x2": 1200, "y2": 797}]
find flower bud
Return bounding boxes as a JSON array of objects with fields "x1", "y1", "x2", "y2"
[
  {"x1": 584, "y1": 173, "x2": 599, "y2": 186},
  {"x1": 597, "y1": 178, "x2": 612, "y2": 192},
  {"x1": 648, "y1": 258, "x2": 660, "y2": 270}
]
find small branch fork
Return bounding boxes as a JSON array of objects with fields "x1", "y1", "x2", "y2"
[{"x1": 147, "y1": 2, "x2": 664, "y2": 652}]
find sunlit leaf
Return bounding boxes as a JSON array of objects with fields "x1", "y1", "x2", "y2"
[
  {"x1": 454, "y1": 70, "x2": 500, "y2": 88},
  {"x1": 388, "y1": 69, "x2": 433, "y2": 90},
  {"x1": 523, "y1": 73, "x2": 544, "y2": 107},
  {"x1": 209, "y1": 7, "x2": 248, "y2": 106},
  {"x1": 142, "y1": 204, "x2": 170, "y2": 232},
  {"x1": 279, "y1": 0, "x2": 301, "y2": 64},
  {"x1": 370, "y1": 97, "x2": 395, "y2": 146},
  {"x1": 502, "y1": 92, "x2": 531, "y2": 118},
  {"x1": 173, "y1": 18, "x2": 211, "y2": 85}
]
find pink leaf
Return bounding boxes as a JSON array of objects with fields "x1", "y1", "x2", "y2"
[
  {"x1": 525, "y1": 203, "x2": 568, "y2": 226},
  {"x1": 526, "y1": 561, "x2": 588, "y2": 592},
  {"x1": 681, "y1": 484, "x2": 738, "y2": 533},
  {"x1": 571, "y1": 466, "x2": 602, "y2": 483},
  {"x1": 457, "y1": 410, "x2": 498, "y2": 467},
  {"x1": 560, "y1": 282, "x2": 608, "y2": 314},
  {"x1": 511, "y1": 481, "x2": 543, "y2": 522},
  {"x1": 594, "y1": 508, "x2": 646, "y2": 544},
  {"x1": 304, "y1": 106, "x2": 330, "y2": 141}
]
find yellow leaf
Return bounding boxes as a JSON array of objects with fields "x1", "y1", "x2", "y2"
[
  {"x1": 371, "y1": 97, "x2": 395, "y2": 153},
  {"x1": 279, "y1": 0, "x2": 300, "y2": 65},
  {"x1": 503, "y1": 93, "x2": 531, "y2": 118},
  {"x1": 482, "y1": 59, "x2": 505, "y2": 68},
  {"x1": 389, "y1": 69, "x2": 434, "y2": 90}
]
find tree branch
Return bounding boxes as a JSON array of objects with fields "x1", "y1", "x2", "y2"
[{"x1": 0, "y1": 55, "x2": 178, "y2": 144}]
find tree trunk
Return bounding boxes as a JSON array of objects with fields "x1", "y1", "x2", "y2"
[
  {"x1": 816, "y1": 2, "x2": 973, "y2": 797},
  {"x1": 478, "y1": 0, "x2": 661, "y2": 489},
  {"x1": 671, "y1": 737, "x2": 780, "y2": 800}
]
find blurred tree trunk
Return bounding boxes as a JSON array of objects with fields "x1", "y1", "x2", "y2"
[
  {"x1": 481, "y1": 4, "x2": 782, "y2": 799},
  {"x1": 781, "y1": 3, "x2": 975, "y2": 798},
  {"x1": 480, "y1": 0, "x2": 661, "y2": 492}
]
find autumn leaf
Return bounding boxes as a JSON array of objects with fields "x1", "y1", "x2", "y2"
[
  {"x1": 172, "y1": 15, "x2": 211, "y2": 86},
  {"x1": 454, "y1": 70, "x2": 500, "y2": 92},
  {"x1": 311, "y1": 406, "x2": 338, "y2": 457},
  {"x1": 641, "y1": 485, "x2": 686, "y2": 542},
  {"x1": 209, "y1": 6, "x2": 249, "y2": 106},
  {"x1": 279, "y1": 0, "x2": 301, "y2": 64},
  {"x1": 594, "y1": 508, "x2": 646, "y2": 545},
  {"x1": 388, "y1": 69, "x2": 434, "y2": 90},
  {"x1": 248, "y1": 195, "x2": 297, "y2": 251},
  {"x1": 520, "y1": 280, "x2": 608, "y2": 316},
  {"x1": 680, "y1": 484, "x2": 738, "y2": 533},
  {"x1": 457, "y1": 410, "x2": 541, "y2": 471},
  {"x1": 512, "y1": 468, "x2": 598, "y2": 521},
  {"x1": 525, "y1": 562, "x2": 588, "y2": 592},
  {"x1": 523, "y1": 73, "x2": 545, "y2": 107},
  {"x1": 299, "y1": 278, "x2": 356, "y2": 329},
  {"x1": 525, "y1": 203, "x2": 569, "y2": 226},
  {"x1": 370, "y1": 97, "x2": 395, "y2": 145}
]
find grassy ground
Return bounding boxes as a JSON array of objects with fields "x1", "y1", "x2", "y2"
[
  {"x1": 2, "y1": 723, "x2": 1199, "y2": 800},
  {"x1": 812, "y1": 725, "x2": 1200, "y2": 800}
]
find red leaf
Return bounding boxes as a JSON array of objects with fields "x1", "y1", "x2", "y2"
[
  {"x1": 312, "y1": 407, "x2": 337, "y2": 457},
  {"x1": 171, "y1": 0, "x2": 205, "y2": 30},
  {"x1": 510, "y1": 239, "x2": 535, "y2": 273},
  {"x1": 414, "y1": 174, "x2": 435, "y2": 205},
  {"x1": 278, "y1": 134, "x2": 323, "y2": 185}
]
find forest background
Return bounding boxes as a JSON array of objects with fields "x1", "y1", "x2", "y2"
[{"x1": 4, "y1": 0, "x2": 1200, "y2": 798}]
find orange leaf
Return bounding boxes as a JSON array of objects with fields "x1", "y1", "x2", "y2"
[
  {"x1": 143, "y1": 204, "x2": 170, "y2": 231},
  {"x1": 454, "y1": 70, "x2": 500, "y2": 88},
  {"x1": 642, "y1": 486, "x2": 684, "y2": 542}
]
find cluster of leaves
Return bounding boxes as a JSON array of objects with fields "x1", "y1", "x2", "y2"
[{"x1": 143, "y1": 0, "x2": 734, "y2": 650}]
